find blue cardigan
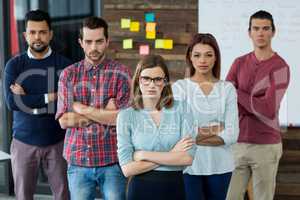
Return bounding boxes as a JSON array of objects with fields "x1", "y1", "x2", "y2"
[{"x1": 117, "y1": 100, "x2": 197, "y2": 171}]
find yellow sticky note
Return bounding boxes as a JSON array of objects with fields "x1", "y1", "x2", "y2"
[
  {"x1": 121, "y1": 18, "x2": 131, "y2": 29},
  {"x1": 146, "y1": 22, "x2": 156, "y2": 32},
  {"x1": 123, "y1": 39, "x2": 133, "y2": 49},
  {"x1": 130, "y1": 21, "x2": 140, "y2": 32},
  {"x1": 155, "y1": 39, "x2": 164, "y2": 49},
  {"x1": 146, "y1": 31, "x2": 156, "y2": 39},
  {"x1": 164, "y1": 39, "x2": 173, "y2": 49}
]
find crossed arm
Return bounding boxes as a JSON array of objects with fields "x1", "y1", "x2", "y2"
[
  {"x1": 58, "y1": 98, "x2": 118, "y2": 129},
  {"x1": 226, "y1": 59, "x2": 290, "y2": 119},
  {"x1": 120, "y1": 137, "x2": 195, "y2": 177},
  {"x1": 195, "y1": 84, "x2": 239, "y2": 146},
  {"x1": 195, "y1": 125, "x2": 225, "y2": 146},
  {"x1": 7, "y1": 82, "x2": 57, "y2": 111}
]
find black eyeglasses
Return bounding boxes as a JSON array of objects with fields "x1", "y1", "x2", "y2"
[{"x1": 140, "y1": 76, "x2": 167, "y2": 86}]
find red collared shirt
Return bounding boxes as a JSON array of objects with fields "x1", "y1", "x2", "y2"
[
  {"x1": 56, "y1": 58, "x2": 131, "y2": 167},
  {"x1": 226, "y1": 52, "x2": 290, "y2": 144}
]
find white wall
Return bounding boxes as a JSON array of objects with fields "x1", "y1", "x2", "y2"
[{"x1": 198, "y1": 0, "x2": 300, "y2": 126}]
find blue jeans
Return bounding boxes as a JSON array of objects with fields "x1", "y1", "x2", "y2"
[
  {"x1": 67, "y1": 164, "x2": 126, "y2": 200},
  {"x1": 183, "y1": 172, "x2": 232, "y2": 200}
]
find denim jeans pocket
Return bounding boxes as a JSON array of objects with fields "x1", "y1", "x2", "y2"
[{"x1": 67, "y1": 164, "x2": 80, "y2": 175}]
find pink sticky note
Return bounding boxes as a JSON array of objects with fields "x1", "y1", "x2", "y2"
[{"x1": 139, "y1": 45, "x2": 150, "y2": 55}]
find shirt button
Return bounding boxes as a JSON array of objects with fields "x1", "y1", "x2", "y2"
[
  {"x1": 90, "y1": 103, "x2": 94, "y2": 106},
  {"x1": 91, "y1": 89, "x2": 95, "y2": 92},
  {"x1": 93, "y1": 76, "x2": 96, "y2": 79},
  {"x1": 88, "y1": 145, "x2": 91, "y2": 148},
  {"x1": 87, "y1": 158, "x2": 90, "y2": 161}
]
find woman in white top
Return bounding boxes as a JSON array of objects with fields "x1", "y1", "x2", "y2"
[{"x1": 172, "y1": 33, "x2": 239, "y2": 200}]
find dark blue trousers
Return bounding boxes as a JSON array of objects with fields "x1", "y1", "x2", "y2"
[{"x1": 183, "y1": 172, "x2": 232, "y2": 200}]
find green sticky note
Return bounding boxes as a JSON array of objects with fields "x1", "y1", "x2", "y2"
[
  {"x1": 123, "y1": 39, "x2": 133, "y2": 49},
  {"x1": 155, "y1": 39, "x2": 164, "y2": 49},
  {"x1": 121, "y1": 18, "x2": 131, "y2": 29}
]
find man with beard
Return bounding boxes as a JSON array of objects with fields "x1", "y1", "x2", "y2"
[
  {"x1": 56, "y1": 16, "x2": 131, "y2": 200},
  {"x1": 4, "y1": 10, "x2": 71, "y2": 200}
]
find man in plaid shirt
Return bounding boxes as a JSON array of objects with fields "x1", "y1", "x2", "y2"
[{"x1": 56, "y1": 16, "x2": 131, "y2": 200}]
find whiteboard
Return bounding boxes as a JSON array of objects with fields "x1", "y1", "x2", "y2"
[{"x1": 198, "y1": 0, "x2": 300, "y2": 127}]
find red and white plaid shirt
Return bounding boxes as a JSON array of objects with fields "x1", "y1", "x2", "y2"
[{"x1": 56, "y1": 58, "x2": 131, "y2": 167}]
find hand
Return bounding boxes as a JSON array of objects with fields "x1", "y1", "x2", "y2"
[
  {"x1": 48, "y1": 92, "x2": 57, "y2": 102},
  {"x1": 196, "y1": 133, "x2": 214, "y2": 144},
  {"x1": 198, "y1": 127, "x2": 212, "y2": 136},
  {"x1": 198, "y1": 124, "x2": 224, "y2": 136},
  {"x1": 210, "y1": 124, "x2": 224, "y2": 135},
  {"x1": 171, "y1": 136, "x2": 194, "y2": 152},
  {"x1": 105, "y1": 98, "x2": 117, "y2": 110},
  {"x1": 73, "y1": 102, "x2": 93, "y2": 115},
  {"x1": 64, "y1": 112, "x2": 92, "y2": 128},
  {"x1": 78, "y1": 118, "x2": 92, "y2": 128},
  {"x1": 10, "y1": 83, "x2": 26, "y2": 95},
  {"x1": 133, "y1": 151, "x2": 145, "y2": 161}
]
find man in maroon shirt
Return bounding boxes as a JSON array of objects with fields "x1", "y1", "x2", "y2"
[
  {"x1": 56, "y1": 17, "x2": 131, "y2": 200},
  {"x1": 226, "y1": 10, "x2": 290, "y2": 200}
]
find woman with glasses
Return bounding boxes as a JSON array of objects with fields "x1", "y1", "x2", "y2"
[
  {"x1": 172, "y1": 33, "x2": 239, "y2": 200},
  {"x1": 117, "y1": 54, "x2": 196, "y2": 200}
]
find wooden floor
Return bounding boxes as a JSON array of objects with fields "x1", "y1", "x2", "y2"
[
  {"x1": 275, "y1": 129, "x2": 300, "y2": 199},
  {"x1": 236, "y1": 129, "x2": 300, "y2": 200}
]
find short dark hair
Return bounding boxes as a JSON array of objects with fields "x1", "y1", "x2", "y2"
[
  {"x1": 186, "y1": 33, "x2": 221, "y2": 79},
  {"x1": 79, "y1": 16, "x2": 108, "y2": 40},
  {"x1": 248, "y1": 10, "x2": 275, "y2": 32},
  {"x1": 25, "y1": 9, "x2": 51, "y2": 30},
  {"x1": 132, "y1": 55, "x2": 174, "y2": 110}
]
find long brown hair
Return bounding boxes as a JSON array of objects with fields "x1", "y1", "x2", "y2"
[
  {"x1": 186, "y1": 33, "x2": 221, "y2": 79},
  {"x1": 132, "y1": 55, "x2": 174, "y2": 110}
]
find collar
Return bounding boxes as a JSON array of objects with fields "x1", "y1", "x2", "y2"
[
  {"x1": 84, "y1": 57, "x2": 109, "y2": 71},
  {"x1": 27, "y1": 47, "x2": 52, "y2": 59},
  {"x1": 251, "y1": 51, "x2": 277, "y2": 65}
]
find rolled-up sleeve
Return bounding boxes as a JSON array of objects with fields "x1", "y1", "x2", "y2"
[
  {"x1": 115, "y1": 67, "x2": 131, "y2": 109},
  {"x1": 55, "y1": 68, "x2": 73, "y2": 120},
  {"x1": 117, "y1": 110, "x2": 134, "y2": 166},
  {"x1": 218, "y1": 83, "x2": 239, "y2": 146}
]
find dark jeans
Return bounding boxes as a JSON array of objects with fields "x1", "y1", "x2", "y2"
[
  {"x1": 127, "y1": 170, "x2": 185, "y2": 200},
  {"x1": 183, "y1": 172, "x2": 232, "y2": 200}
]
